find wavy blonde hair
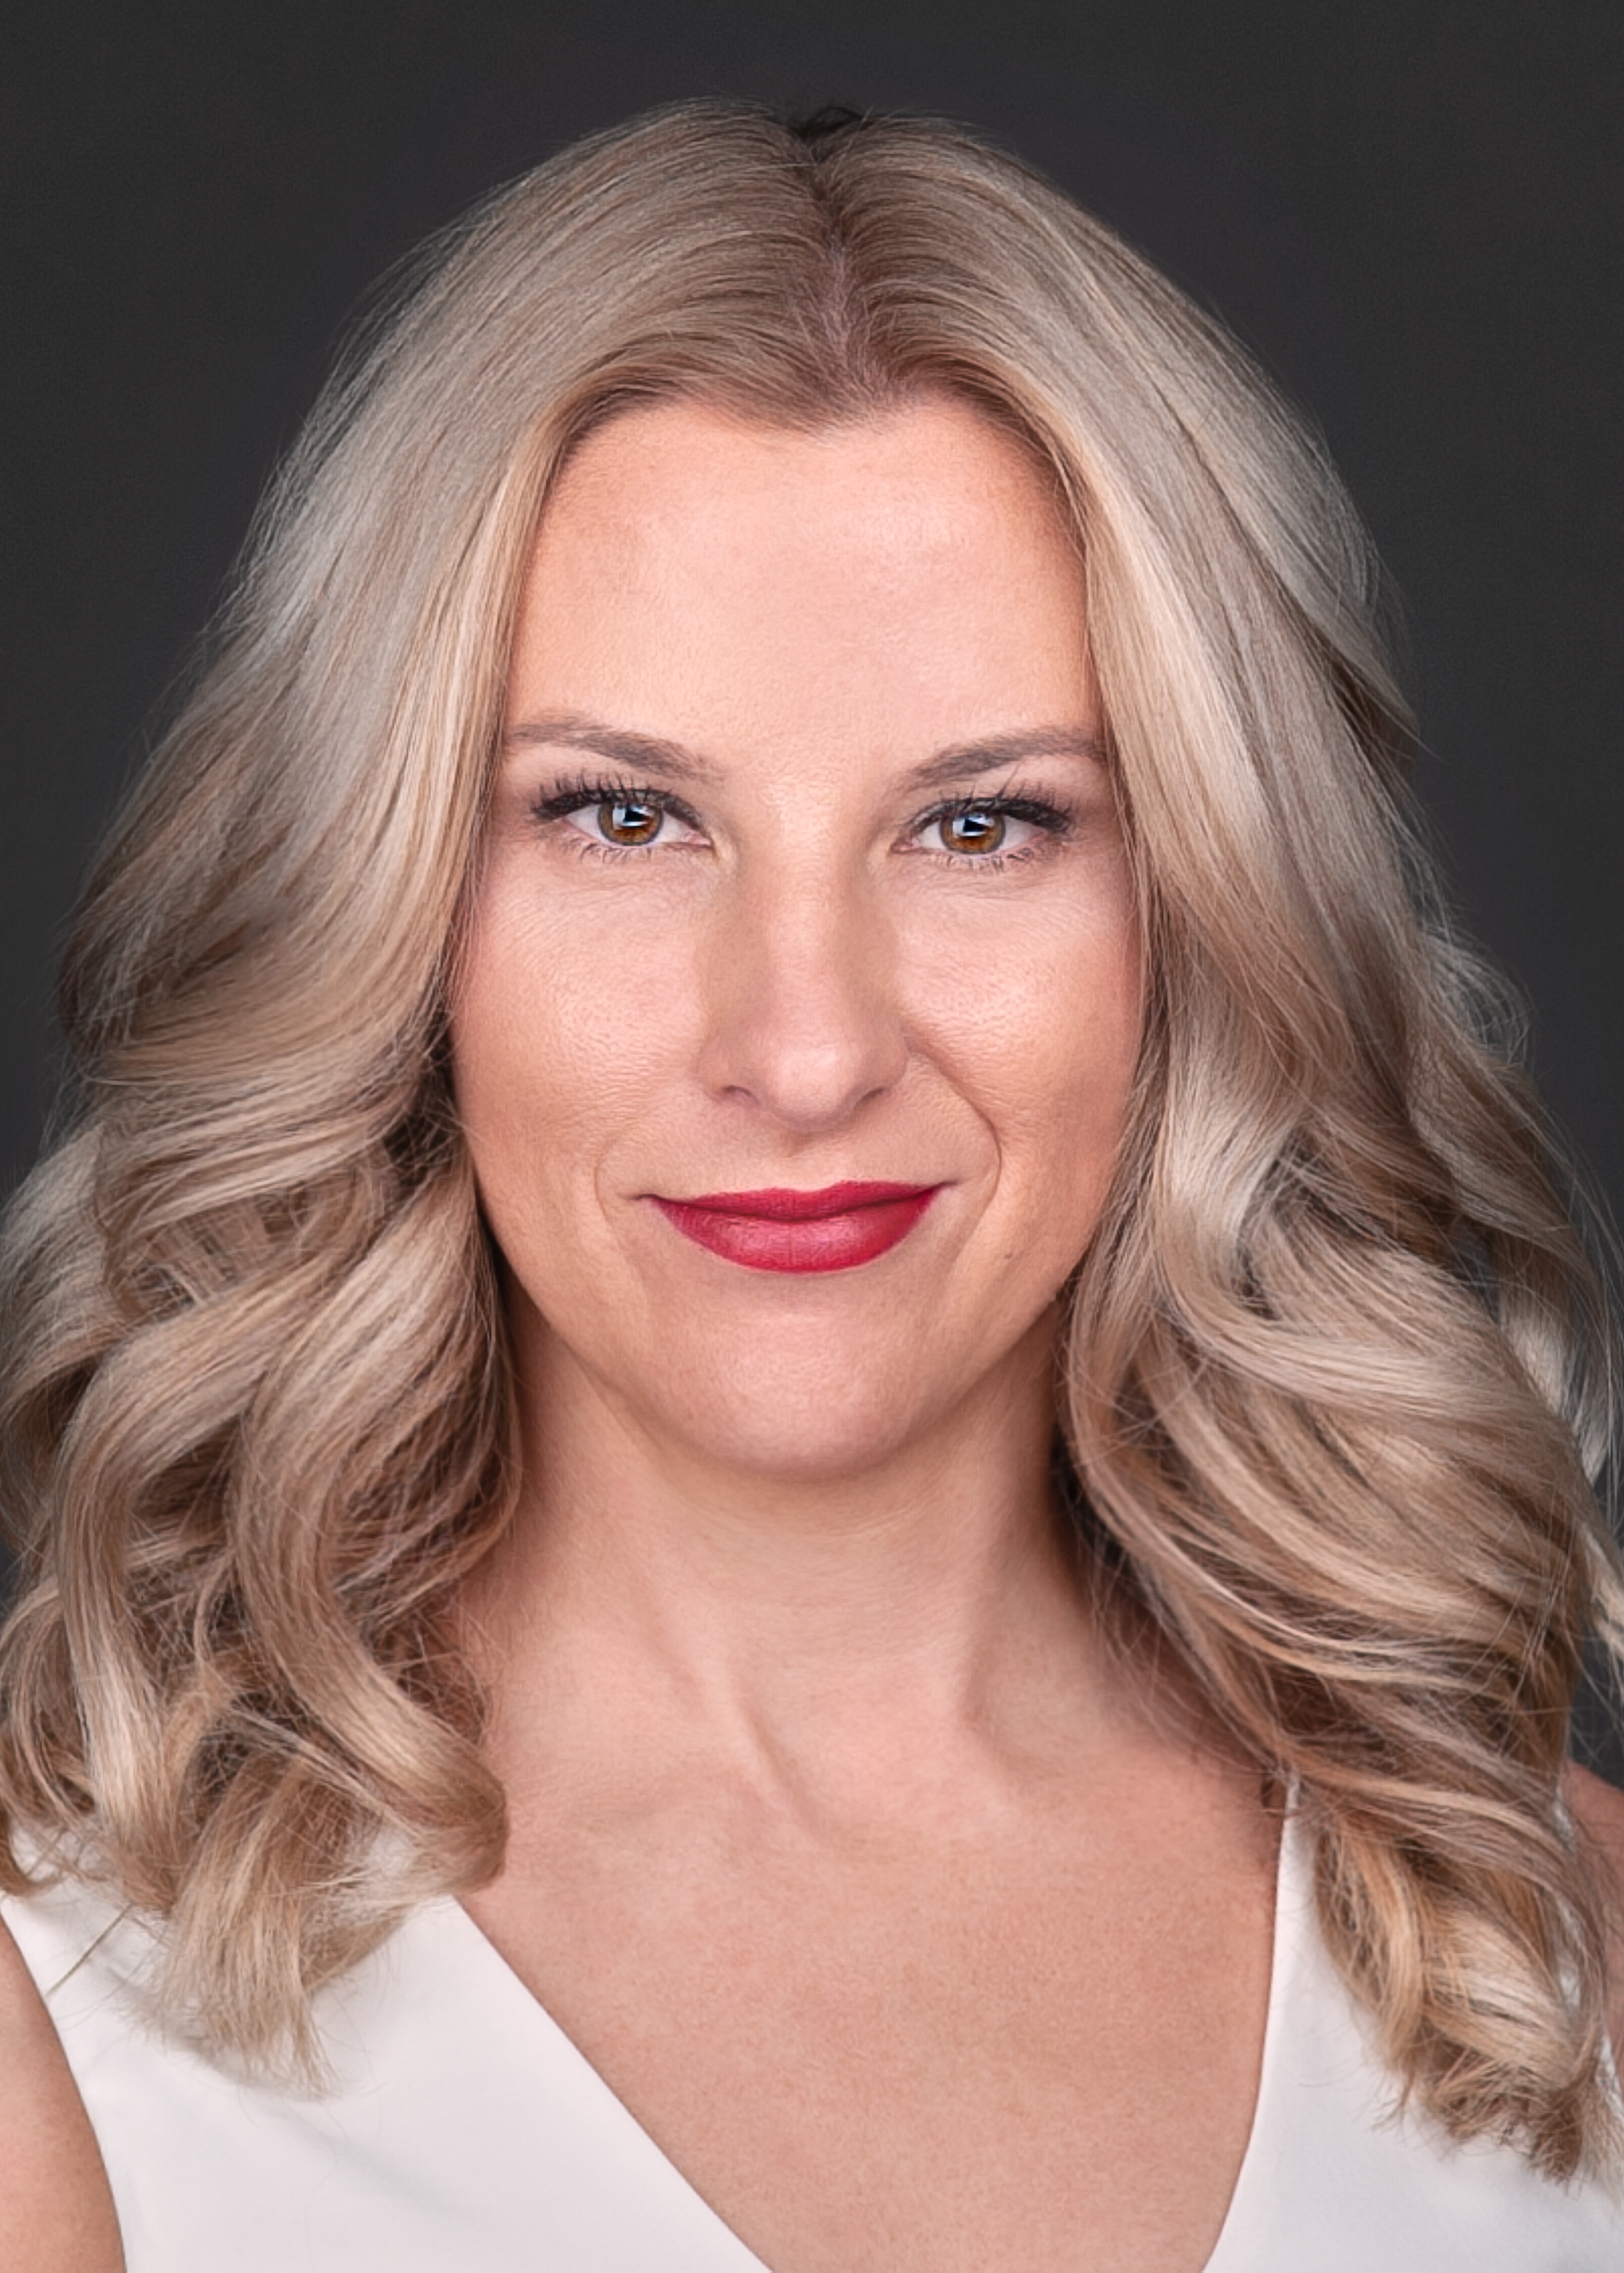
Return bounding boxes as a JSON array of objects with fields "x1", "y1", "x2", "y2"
[{"x1": 3, "y1": 99, "x2": 1620, "y2": 2171}]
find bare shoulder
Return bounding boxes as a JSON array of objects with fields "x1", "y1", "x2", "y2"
[
  {"x1": 1565, "y1": 1761, "x2": 1624, "y2": 1884},
  {"x1": 1563, "y1": 1762, "x2": 1624, "y2": 2068},
  {"x1": 0, "y1": 1910, "x2": 124, "y2": 2272}
]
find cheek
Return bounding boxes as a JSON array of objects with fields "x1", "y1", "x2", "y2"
[
  {"x1": 1008, "y1": 981, "x2": 1140, "y2": 1271},
  {"x1": 955, "y1": 917, "x2": 1139, "y2": 1311},
  {"x1": 905, "y1": 891, "x2": 1142, "y2": 1188},
  {"x1": 449, "y1": 880, "x2": 710, "y2": 1303},
  {"x1": 450, "y1": 897, "x2": 611, "y2": 1227}
]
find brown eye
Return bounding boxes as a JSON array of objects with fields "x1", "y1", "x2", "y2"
[
  {"x1": 598, "y1": 798, "x2": 664, "y2": 845},
  {"x1": 939, "y1": 807, "x2": 1007, "y2": 855}
]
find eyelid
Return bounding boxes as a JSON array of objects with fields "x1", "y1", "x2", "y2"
[
  {"x1": 913, "y1": 788, "x2": 1068, "y2": 821},
  {"x1": 905, "y1": 788, "x2": 1073, "y2": 843},
  {"x1": 527, "y1": 773, "x2": 1075, "y2": 857},
  {"x1": 530, "y1": 775, "x2": 705, "y2": 831}
]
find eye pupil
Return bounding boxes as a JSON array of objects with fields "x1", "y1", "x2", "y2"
[
  {"x1": 942, "y1": 808, "x2": 1006, "y2": 853},
  {"x1": 600, "y1": 799, "x2": 661, "y2": 844}
]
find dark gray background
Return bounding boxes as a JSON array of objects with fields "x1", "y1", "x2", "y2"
[
  {"x1": 7, "y1": 0, "x2": 1623, "y2": 1208},
  {"x1": 4, "y1": 1, "x2": 1621, "y2": 1763}
]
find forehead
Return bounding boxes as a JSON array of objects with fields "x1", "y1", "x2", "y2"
[
  {"x1": 537, "y1": 392, "x2": 1073, "y2": 550},
  {"x1": 509, "y1": 397, "x2": 1093, "y2": 760}
]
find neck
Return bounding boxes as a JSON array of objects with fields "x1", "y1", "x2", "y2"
[{"x1": 462, "y1": 1304, "x2": 1125, "y2": 1822}]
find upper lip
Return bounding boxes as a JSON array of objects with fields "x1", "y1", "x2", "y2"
[{"x1": 656, "y1": 1181, "x2": 939, "y2": 1221}]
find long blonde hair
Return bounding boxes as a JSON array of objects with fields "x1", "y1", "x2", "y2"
[{"x1": 3, "y1": 99, "x2": 1620, "y2": 2171}]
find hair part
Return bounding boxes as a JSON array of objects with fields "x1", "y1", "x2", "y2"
[{"x1": 1, "y1": 98, "x2": 1620, "y2": 2170}]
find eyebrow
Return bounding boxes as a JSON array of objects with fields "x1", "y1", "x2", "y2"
[
  {"x1": 503, "y1": 711, "x2": 1107, "y2": 790},
  {"x1": 503, "y1": 710, "x2": 724, "y2": 784},
  {"x1": 900, "y1": 727, "x2": 1109, "y2": 792}
]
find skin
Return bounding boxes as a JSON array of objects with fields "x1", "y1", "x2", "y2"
[
  {"x1": 4, "y1": 394, "x2": 1623, "y2": 2269},
  {"x1": 459, "y1": 403, "x2": 1139, "y2": 1507},
  {"x1": 450, "y1": 395, "x2": 1272, "y2": 2273},
  {"x1": 0, "y1": 1921, "x2": 123, "y2": 2272}
]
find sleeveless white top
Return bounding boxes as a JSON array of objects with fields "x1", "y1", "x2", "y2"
[{"x1": 5, "y1": 1815, "x2": 1620, "y2": 2270}]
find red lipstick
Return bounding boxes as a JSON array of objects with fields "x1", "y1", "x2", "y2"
[{"x1": 652, "y1": 1181, "x2": 939, "y2": 1273}]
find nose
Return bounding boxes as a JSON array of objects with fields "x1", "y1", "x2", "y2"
[{"x1": 695, "y1": 863, "x2": 908, "y2": 1133}]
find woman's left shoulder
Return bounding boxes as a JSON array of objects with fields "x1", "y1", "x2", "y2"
[
  {"x1": 1563, "y1": 1762, "x2": 1624, "y2": 2064},
  {"x1": 1565, "y1": 1760, "x2": 1624, "y2": 1875}
]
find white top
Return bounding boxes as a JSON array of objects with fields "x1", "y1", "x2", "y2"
[{"x1": 5, "y1": 1815, "x2": 1621, "y2": 2270}]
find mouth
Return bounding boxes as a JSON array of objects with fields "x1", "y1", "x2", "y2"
[{"x1": 649, "y1": 1181, "x2": 942, "y2": 1273}]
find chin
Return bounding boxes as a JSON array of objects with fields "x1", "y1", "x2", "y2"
[
  {"x1": 654, "y1": 1361, "x2": 948, "y2": 1485},
  {"x1": 622, "y1": 1302, "x2": 1054, "y2": 1492}
]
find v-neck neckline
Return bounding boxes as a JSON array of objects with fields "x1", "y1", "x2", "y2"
[{"x1": 433, "y1": 1809, "x2": 1303, "y2": 2273}]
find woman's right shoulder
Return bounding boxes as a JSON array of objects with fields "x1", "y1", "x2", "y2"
[{"x1": 0, "y1": 1908, "x2": 124, "y2": 2272}]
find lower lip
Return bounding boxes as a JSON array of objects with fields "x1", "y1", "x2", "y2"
[{"x1": 652, "y1": 1184, "x2": 939, "y2": 1273}]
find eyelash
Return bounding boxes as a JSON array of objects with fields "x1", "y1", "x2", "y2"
[
  {"x1": 530, "y1": 772, "x2": 706, "y2": 854},
  {"x1": 528, "y1": 772, "x2": 1074, "y2": 868},
  {"x1": 920, "y1": 791, "x2": 1073, "y2": 868}
]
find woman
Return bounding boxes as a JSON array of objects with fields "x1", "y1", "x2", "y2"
[{"x1": 1, "y1": 99, "x2": 1621, "y2": 2271}]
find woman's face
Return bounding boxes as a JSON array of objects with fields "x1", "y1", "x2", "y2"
[{"x1": 454, "y1": 396, "x2": 1140, "y2": 1484}]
